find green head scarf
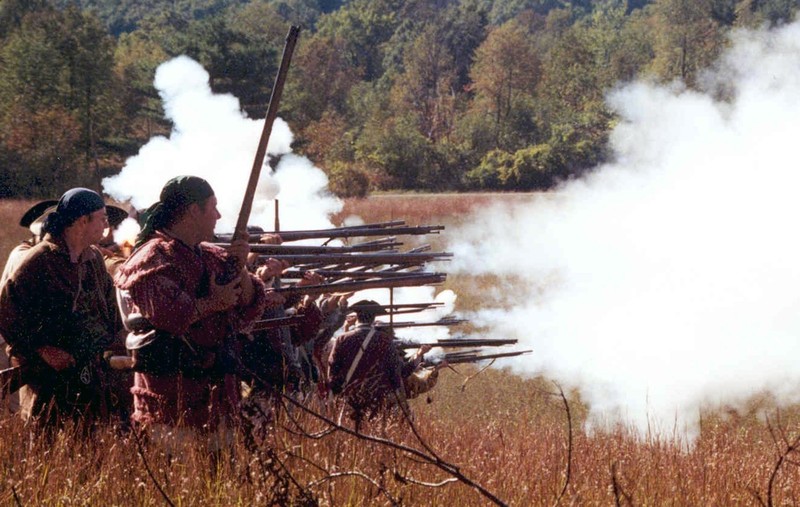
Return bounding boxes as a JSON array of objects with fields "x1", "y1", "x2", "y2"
[{"x1": 135, "y1": 176, "x2": 215, "y2": 248}]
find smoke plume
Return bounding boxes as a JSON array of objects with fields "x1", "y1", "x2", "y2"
[
  {"x1": 102, "y1": 55, "x2": 341, "y2": 232},
  {"x1": 449, "y1": 22, "x2": 800, "y2": 434}
]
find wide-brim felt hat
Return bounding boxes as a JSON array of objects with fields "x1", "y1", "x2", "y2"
[
  {"x1": 348, "y1": 299, "x2": 387, "y2": 316},
  {"x1": 19, "y1": 200, "x2": 58, "y2": 228}
]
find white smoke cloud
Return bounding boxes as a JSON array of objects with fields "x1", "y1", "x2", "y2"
[
  {"x1": 102, "y1": 55, "x2": 341, "y2": 233},
  {"x1": 449, "y1": 22, "x2": 800, "y2": 434}
]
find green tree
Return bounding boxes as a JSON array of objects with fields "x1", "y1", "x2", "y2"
[
  {"x1": 114, "y1": 31, "x2": 170, "y2": 141},
  {"x1": 466, "y1": 18, "x2": 540, "y2": 151},
  {"x1": 0, "y1": 6, "x2": 124, "y2": 194},
  {"x1": 438, "y1": 0, "x2": 490, "y2": 89},
  {"x1": 283, "y1": 32, "x2": 362, "y2": 128},
  {"x1": 0, "y1": 0, "x2": 48, "y2": 37},
  {"x1": 316, "y1": 0, "x2": 403, "y2": 81},
  {"x1": 647, "y1": 0, "x2": 726, "y2": 86},
  {"x1": 389, "y1": 25, "x2": 458, "y2": 143}
]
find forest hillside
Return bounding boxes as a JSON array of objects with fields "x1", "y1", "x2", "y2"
[{"x1": 0, "y1": 0, "x2": 796, "y2": 197}]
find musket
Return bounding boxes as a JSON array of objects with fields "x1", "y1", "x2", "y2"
[
  {"x1": 250, "y1": 314, "x2": 305, "y2": 331},
  {"x1": 376, "y1": 302, "x2": 445, "y2": 309},
  {"x1": 380, "y1": 318, "x2": 468, "y2": 328},
  {"x1": 397, "y1": 338, "x2": 517, "y2": 349},
  {"x1": 215, "y1": 220, "x2": 410, "y2": 242},
  {"x1": 275, "y1": 225, "x2": 444, "y2": 242},
  {"x1": 280, "y1": 269, "x2": 429, "y2": 280},
  {"x1": 232, "y1": 25, "x2": 300, "y2": 244},
  {"x1": 224, "y1": 242, "x2": 404, "y2": 255},
  {"x1": 258, "y1": 252, "x2": 453, "y2": 266},
  {"x1": 1, "y1": 355, "x2": 134, "y2": 396},
  {"x1": 220, "y1": 224, "x2": 445, "y2": 243},
  {"x1": 273, "y1": 273, "x2": 446, "y2": 297},
  {"x1": 422, "y1": 349, "x2": 532, "y2": 367}
]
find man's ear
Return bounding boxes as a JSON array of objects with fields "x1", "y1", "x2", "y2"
[{"x1": 186, "y1": 202, "x2": 202, "y2": 220}]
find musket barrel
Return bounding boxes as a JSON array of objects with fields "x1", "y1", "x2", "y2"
[
  {"x1": 234, "y1": 25, "x2": 300, "y2": 242},
  {"x1": 257, "y1": 252, "x2": 452, "y2": 265},
  {"x1": 251, "y1": 315, "x2": 303, "y2": 331},
  {"x1": 229, "y1": 242, "x2": 403, "y2": 254},
  {"x1": 280, "y1": 269, "x2": 432, "y2": 280},
  {"x1": 274, "y1": 273, "x2": 446, "y2": 296},
  {"x1": 424, "y1": 349, "x2": 532, "y2": 366},
  {"x1": 383, "y1": 319, "x2": 468, "y2": 328},
  {"x1": 217, "y1": 224, "x2": 445, "y2": 243},
  {"x1": 397, "y1": 338, "x2": 517, "y2": 348}
]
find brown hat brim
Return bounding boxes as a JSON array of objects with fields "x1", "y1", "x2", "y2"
[{"x1": 348, "y1": 299, "x2": 387, "y2": 316}]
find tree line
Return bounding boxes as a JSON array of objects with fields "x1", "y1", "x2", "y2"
[{"x1": 0, "y1": 0, "x2": 797, "y2": 198}]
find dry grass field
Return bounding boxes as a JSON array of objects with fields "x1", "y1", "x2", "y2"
[{"x1": 1, "y1": 194, "x2": 800, "y2": 505}]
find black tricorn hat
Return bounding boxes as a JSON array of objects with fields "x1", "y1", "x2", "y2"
[
  {"x1": 348, "y1": 299, "x2": 387, "y2": 317},
  {"x1": 106, "y1": 205, "x2": 129, "y2": 228},
  {"x1": 19, "y1": 200, "x2": 58, "y2": 228}
]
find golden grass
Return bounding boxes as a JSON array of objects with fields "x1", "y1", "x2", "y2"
[
  {"x1": 0, "y1": 199, "x2": 37, "y2": 270},
  {"x1": 0, "y1": 193, "x2": 799, "y2": 505}
]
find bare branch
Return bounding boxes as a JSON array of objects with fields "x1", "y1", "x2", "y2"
[
  {"x1": 277, "y1": 389, "x2": 509, "y2": 506},
  {"x1": 552, "y1": 381, "x2": 573, "y2": 507},
  {"x1": 393, "y1": 471, "x2": 459, "y2": 488},
  {"x1": 306, "y1": 471, "x2": 401, "y2": 506},
  {"x1": 610, "y1": 462, "x2": 633, "y2": 507},
  {"x1": 11, "y1": 485, "x2": 22, "y2": 507},
  {"x1": 459, "y1": 359, "x2": 495, "y2": 392},
  {"x1": 129, "y1": 426, "x2": 176, "y2": 507},
  {"x1": 766, "y1": 432, "x2": 800, "y2": 507},
  {"x1": 745, "y1": 486, "x2": 767, "y2": 507}
]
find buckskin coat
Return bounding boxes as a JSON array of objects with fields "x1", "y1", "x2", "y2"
[
  {"x1": 0, "y1": 236, "x2": 119, "y2": 427},
  {"x1": 327, "y1": 322, "x2": 407, "y2": 421},
  {"x1": 114, "y1": 231, "x2": 266, "y2": 430}
]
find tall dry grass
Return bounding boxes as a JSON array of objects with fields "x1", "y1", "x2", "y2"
[
  {"x1": 0, "y1": 199, "x2": 37, "y2": 270},
  {"x1": 0, "y1": 194, "x2": 799, "y2": 505}
]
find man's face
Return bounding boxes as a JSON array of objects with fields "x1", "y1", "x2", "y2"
[
  {"x1": 84, "y1": 208, "x2": 109, "y2": 245},
  {"x1": 196, "y1": 195, "x2": 221, "y2": 241}
]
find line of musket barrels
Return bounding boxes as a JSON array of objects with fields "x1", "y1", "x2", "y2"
[{"x1": 215, "y1": 221, "x2": 451, "y2": 295}]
